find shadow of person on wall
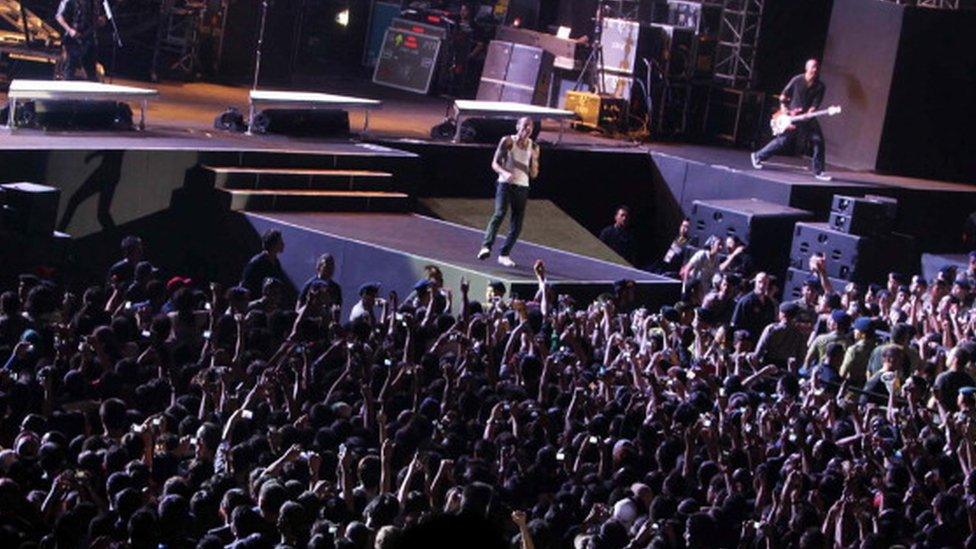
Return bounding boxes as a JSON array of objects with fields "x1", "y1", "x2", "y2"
[{"x1": 58, "y1": 150, "x2": 124, "y2": 232}]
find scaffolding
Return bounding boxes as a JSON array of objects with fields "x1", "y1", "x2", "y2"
[{"x1": 712, "y1": 0, "x2": 764, "y2": 89}]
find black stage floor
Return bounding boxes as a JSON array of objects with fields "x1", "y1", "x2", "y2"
[
  {"x1": 648, "y1": 142, "x2": 976, "y2": 193},
  {"x1": 1, "y1": 77, "x2": 972, "y2": 194}
]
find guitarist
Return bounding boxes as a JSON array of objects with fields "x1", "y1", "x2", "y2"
[
  {"x1": 751, "y1": 59, "x2": 830, "y2": 181},
  {"x1": 56, "y1": 0, "x2": 102, "y2": 81}
]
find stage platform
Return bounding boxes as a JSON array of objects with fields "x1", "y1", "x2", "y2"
[
  {"x1": 648, "y1": 142, "x2": 976, "y2": 253},
  {"x1": 245, "y1": 212, "x2": 680, "y2": 309},
  {"x1": 1, "y1": 75, "x2": 974, "y2": 269}
]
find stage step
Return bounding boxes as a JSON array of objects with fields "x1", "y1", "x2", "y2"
[
  {"x1": 226, "y1": 189, "x2": 412, "y2": 213},
  {"x1": 202, "y1": 165, "x2": 395, "y2": 191}
]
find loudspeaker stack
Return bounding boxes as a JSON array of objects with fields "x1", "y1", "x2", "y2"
[
  {"x1": 688, "y1": 198, "x2": 813, "y2": 277},
  {"x1": 784, "y1": 194, "x2": 917, "y2": 300}
]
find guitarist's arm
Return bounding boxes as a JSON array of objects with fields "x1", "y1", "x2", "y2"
[
  {"x1": 779, "y1": 77, "x2": 796, "y2": 112},
  {"x1": 809, "y1": 86, "x2": 825, "y2": 114},
  {"x1": 56, "y1": 2, "x2": 78, "y2": 38}
]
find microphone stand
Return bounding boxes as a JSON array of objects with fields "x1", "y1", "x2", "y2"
[
  {"x1": 247, "y1": 0, "x2": 271, "y2": 135},
  {"x1": 103, "y1": 0, "x2": 123, "y2": 83}
]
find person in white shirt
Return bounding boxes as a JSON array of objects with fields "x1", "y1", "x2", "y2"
[
  {"x1": 349, "y1": 283, "x2": 380, "y2": 324},
  {"x1": 477, "y1": 117, "x2": 540, "y2": 268}
]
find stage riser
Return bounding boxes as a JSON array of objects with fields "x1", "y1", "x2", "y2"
[
  {"x1": 209, "y1": 172, "x2": 395, "y2": 192},
  {"x1": 653, "y1": 152, "x2": 857, "y2": 216},
  {"x1": 649, "y1": 151, "x2": 976, "y2": 254},
  {"x1": 202, "y1": 151, "x2": 419, "y2": 190},
  {"x1": 228, "y1": 193, "x2": 413, "y2": 213}
]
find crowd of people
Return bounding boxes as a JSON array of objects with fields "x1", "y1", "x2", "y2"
[{"x1": 3, "y1": 228, "x2": 976, "y2": 549}]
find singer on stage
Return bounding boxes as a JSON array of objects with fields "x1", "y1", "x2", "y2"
[
  {"x1": 56, "y1": 0, "x2": 102, "y2": 81},
  {"x1": 477, "y1": 117, "x2": 540, "y2": 268}
]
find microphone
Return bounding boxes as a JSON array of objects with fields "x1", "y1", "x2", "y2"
[{"x1": 102, "y1": 0, "x2": 113, "y2": 20}]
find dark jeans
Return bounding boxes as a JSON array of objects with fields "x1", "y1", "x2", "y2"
[
  {"x1": 64, "y1": 39, "x2": 98, "y2": 82},
  {"x1": 755, "y1": 120, "x2": 826, "y2": 174},
  {"x1": 482, "y1": 182, "x2": 528, "y2": 255}
]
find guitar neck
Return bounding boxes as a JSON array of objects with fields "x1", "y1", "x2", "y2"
[{"x1": 792, "y1": 109, "x2": 833, "y2": 122}]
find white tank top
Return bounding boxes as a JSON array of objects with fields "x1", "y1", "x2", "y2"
[{"x1": 502, "y1": 138, "x2": 532, "y2": 187}]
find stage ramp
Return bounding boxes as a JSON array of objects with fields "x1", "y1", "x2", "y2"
[
  {"x1": 244, "y1": 211, "x2": 679, "y2": 316},
  {"x1": 418, "y1": 198, "x2": 630, "y2": 266}
]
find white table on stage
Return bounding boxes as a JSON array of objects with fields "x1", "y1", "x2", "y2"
[
  {"x1": 451, "y1": 100, "x2": 578, "y2": 144},
  {"x1": 247, "y1": 90, "x2": 383, "y2": 135},
  {"x1": 5, "y1": 79, "x2": 160, "y2": 130}
]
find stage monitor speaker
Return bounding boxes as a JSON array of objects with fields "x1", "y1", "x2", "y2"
[
  {"x1": 249, "y1": 109, "x2": 350, "y2": 137},
  {"x1": 477, "y1": 41, "x2": 553, "y2": 105},
  {"x1": 476, "y1": 80, "x2": 506, "y2": 102},
  {"x1": 0, "y1": 182, "x2": 60, "y2": 236},
  {"x1": 26, "y1": 101, "x2": 133, "y2": 130},
  {"x1": 690, "y1": 198, "x2": 813, "y2": 275},
  {"x1": 457, "y1": 117, "x2": 542, "y2": 144},
  {"x1": 481, "y1": 41, "x2": 513, "y2": 82},
  {"x1": 788, "y1": 221, "x2": 920, "y2": 283},
  {"x1": 507, "y1": 44, "x2": 550, "y2": 88},
  {"x1": 828, "y1": 194, "x2": 896, "y2": 237}
]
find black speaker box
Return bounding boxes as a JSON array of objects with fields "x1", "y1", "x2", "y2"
[
  {"x1": 482, "y1": 41, "x2": 513, "y2": 81},
  {"x1": 789, "y1": 222, "x2": 870, "y2": 281},
  {"x1": 457, "y1": 117, "x2": 541, "y2": 144},
  {"x1": 829, "y1": 194, "x2": 895, "y2": 236},
  {"x1": 788, "y1": 222, "x2": 919, "y2": 283},
  {"x1": 828, "y1": 211, "x2": 893, "y2": 237},
  {"x1": 507, "y1": 44, "x2": 551, "y2": 88},
  {"x1": 29, "y1": 101, "x2": 133, "y2": 130},
  {"x1": 477, "y1": 41, "x2": 553, "y2": 105},
  {"x1": 689, "y1": 198, "x2": 813, "y2": 275},
  {"x1": 648, "y1": 23, "x2": 697, "y2": 80},
  {"x1": 250, "y1": 109, "x2": 350, "y2": 137},
  {"x1": 1, "y1": 182, "x2": 60, "y2": 236}
]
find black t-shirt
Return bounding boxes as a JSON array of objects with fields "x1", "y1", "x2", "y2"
[
  {"x1": 781, "y1": 73, "x2": 825, "y2": 112},
  {"x1": 934, "y1": 369, "x2": 976, "y2": 411},
  {"x1": 731, "y1": 292, "x2": 777, "y2": 341},
  {"x1": 240, "y1": 252, "x2": 285, "y2": 299},
  {"x1": 599, "y1": 225, "x2": 637, "y2": 263},
  {"x1": 298, "y1": 276, "x2": 342, "y2": 307}
]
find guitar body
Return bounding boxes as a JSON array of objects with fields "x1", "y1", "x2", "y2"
[
  {"x1": 769, "y1": 110, "x2": 795, "y2": 136},
  {"x1": 769, "y1": 105, "x2": 843, "y2": 136}
]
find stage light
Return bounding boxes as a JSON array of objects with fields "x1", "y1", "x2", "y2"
[{"x1": 335, "y1": 8, "x2": 350, "y2": 27}]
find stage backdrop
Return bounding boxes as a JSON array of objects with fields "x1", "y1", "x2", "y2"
[{"x1": 822, "y1": 0, "x2": 976, "y2": 183}]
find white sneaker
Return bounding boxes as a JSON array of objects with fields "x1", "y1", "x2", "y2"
[
  {"x1": 814, "y1": 172, "x2": 832, "y2": 181},
  {"x1": 750, "y1": 153, "x2": 763, "y2": 170},
  {"x1": 497, "y1": 256, "x2": 516, "y2": 268},
  {"x1": 477, "y1": 247, "x2": 490, "y2": 260}
]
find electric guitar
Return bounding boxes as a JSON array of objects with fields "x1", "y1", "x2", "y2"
[{"x1": 770, "y1": 105, "x2": 842, "y2": 136}]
